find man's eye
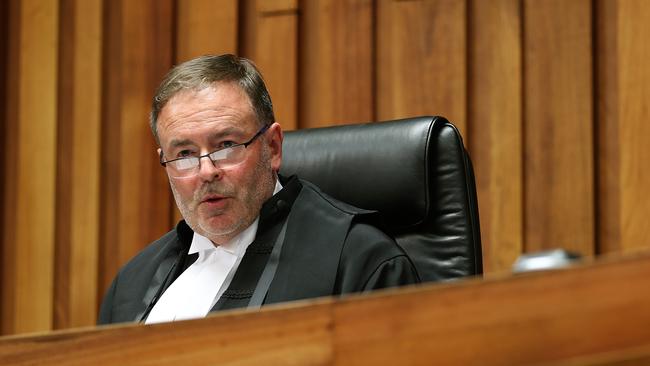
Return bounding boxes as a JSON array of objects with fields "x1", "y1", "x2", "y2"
[
  {"x1": 177, "y1": 150, "x2": 195, "y2": 158},
  {"x1": 221, "y1": 141, "x2": 236, "y2": 148}
]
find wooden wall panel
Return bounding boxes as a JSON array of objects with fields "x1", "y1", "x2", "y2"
[
  {"x1": 242, "y1": 0, "x2": 298, "y2": 131},
  {"x1": 376, "y1": 0, "x2": 467, "y2": 135},
  {"x1": 0, "y1": 0, "x2": 8, "y2": 333},
  {"x1": 300, "y1": 0, "x2": 374, "y2": 128},
  {"x1": 468, "y1": 0, "x2": 522, "y2": 272},
  {"x1": 1, "y1": 0, "x2": 19, "y2": 335},
  {"x1": 99, "y1": 0, "x2": 174, "y2": 299},
  {"x1": 596, "y1": 0, "x2": 621, "y2": 256},
  {"x1": 175, "y1": 0, "x2": 238, "y2": 63},
  {"x1": 1, "y1": 0, "x2": 59, "y2": 334},
  {"x1": 1, "y1": 0, "x2": 18, "y2": 336},
  {"x1": 523, "y1": 0, "x2": 595, "y2": 256},
  {"x1": 333, "y1": 253, "x2": 650, "y2": 366},
  {"x1": 597, "y1": 0, "x2": 650, "y2": 254},
  {"x1": 54, "y1": 0, "x2": 102, "y2": 330}
]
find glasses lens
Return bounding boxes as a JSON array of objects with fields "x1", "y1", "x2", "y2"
[
  {"x1": 209, "y1": 145, "x2": 245, "y2": 167},
  {"x1": 167, "y1": 158, "x2": 198, "y2": 178}
]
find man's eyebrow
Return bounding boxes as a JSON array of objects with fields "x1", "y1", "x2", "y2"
[
  {"x1": 166, "y1": 127, "x2": 247, "y2": 149},
  {"x1": 207, "y1": 127, "x2": 246, "y2": 141},
  {"x1": 168, "y1": 139, "x2": 195, "y2": 149}
]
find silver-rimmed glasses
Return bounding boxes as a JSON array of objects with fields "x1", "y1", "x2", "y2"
[{"x1": 159, "y1": 123, "x2": 271, "y2": 178}]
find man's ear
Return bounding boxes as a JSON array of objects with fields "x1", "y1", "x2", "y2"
[{"x1": 267, "y1": 122, "x2": 283, "y2": 172}]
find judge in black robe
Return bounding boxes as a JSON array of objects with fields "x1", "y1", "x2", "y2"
[{"x1": 98, "y1": 175, "x2": 420, "y2": 324}]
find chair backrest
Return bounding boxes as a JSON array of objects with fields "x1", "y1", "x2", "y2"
[{"x1": 279, "y1": 116, "x2": 483, "y2": 282}]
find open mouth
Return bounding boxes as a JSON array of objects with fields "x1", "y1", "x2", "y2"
[{"x1": 201, "y1": 195, "x2": 228, "y2": 207}]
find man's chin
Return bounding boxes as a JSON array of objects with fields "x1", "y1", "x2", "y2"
[{"x1": 196, "y1": 218, "x2": 241, "y2": 242}]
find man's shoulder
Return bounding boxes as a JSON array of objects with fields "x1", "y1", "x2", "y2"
[
  {"x1": 297, "y1": 178, "x2": 375, "y2": 217},
  {"x1": 344, "y1": 221, "x2": 403, "y2": 255},
  {"x1": 337, "y1": 219, "x2": 420, "y2": 292},
  {"x1": 99, "y1": 226, "x2": 188, "y2": 324},
  {"x1": 117, "y1": 226, "x2": 186, "y2": 277},
  {"x1": 293, "y1": 176, "x2": 405, "y2": 260}
]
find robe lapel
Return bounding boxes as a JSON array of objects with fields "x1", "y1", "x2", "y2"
[
  {"x1": 135, "y1": 222, "x2": 194, "y2": 322},
  {"x1": 264, "y1": 186, "x2": 353, "y2": 303}
]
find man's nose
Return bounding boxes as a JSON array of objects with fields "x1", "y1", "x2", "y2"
[{"x1": 196, "y1": 155, "x2": 222, "y2": 181}]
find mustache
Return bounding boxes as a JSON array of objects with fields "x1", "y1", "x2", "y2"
[{"x1": 195, "y1": 181, "x2": 235, "y2": 200}]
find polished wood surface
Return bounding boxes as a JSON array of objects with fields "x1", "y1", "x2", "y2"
[
  {"x1": 523, "y1": 0, "x2": 595, "y2": 256},
  {"x1": 2, "y1": 0, "x2": 59, "y2": 334},
  {"x1": 3, "y1": 252, "x2": 650, "y2": 365},
  {"x1": 55, "y1": 0, "x2": 102, "y2": 330},
  {"x1": 597, "y1": 0, "x2": 650, "y2": 255},
  {"x1": 539, "y1": 343, "x2": 650, "y2": 366},
  {"x1": 176, "y1": 0, "x2": 238, "y2": 63},
  {"x1": 377, "y1": 0, "x2": 467, "y2": 135},
  {"x1": 300, "y1": 0, "x2": 374, "y2": 127},
  {"x1": 468, "y1": 0, "x2": 523, "y2": 272}
]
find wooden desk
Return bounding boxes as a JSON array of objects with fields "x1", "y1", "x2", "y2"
[{"x1": 2, "y1": 252, "x2": 650, "y2": 365}]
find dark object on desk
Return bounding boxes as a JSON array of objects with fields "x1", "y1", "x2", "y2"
[
  {"x1": 512, "y1": 249, "x2": 582, "y2": 273},
  {"x1": 280, "y1": 116, "x2": 483, "y2": 282}
]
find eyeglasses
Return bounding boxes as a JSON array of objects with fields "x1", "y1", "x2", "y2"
[{"x1": 159, "y1": 124, "x2": 271, "y2": 178}]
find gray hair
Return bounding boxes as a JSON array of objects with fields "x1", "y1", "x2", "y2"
[{"x1": 149, "y1": 54, "x2": 275, "y2": 144}]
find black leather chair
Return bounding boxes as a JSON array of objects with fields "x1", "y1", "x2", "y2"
[{"x1": 280, "y1": 116, "x2": 482, "y2": 282}]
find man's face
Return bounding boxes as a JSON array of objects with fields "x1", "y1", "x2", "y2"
[{"x1": 156, "y1": 82, "x2": 282, "y2": 244}]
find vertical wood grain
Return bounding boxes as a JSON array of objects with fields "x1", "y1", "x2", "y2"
[
  {"x1": 376, "y1": 0, "x2": 467, "y2": 135},
  {"x1": 596, "y1": 0, "x2": 620, "y2": 256},
  {"x1": 241, "y1": 0, "x2": 298, "y2": 130},
  {"x1": 523, "y1": 0, "x2": 595, "y2": 256},
  {"x1": 0, "y1": 0, "x2": 18, "y2": 336},
  {"x1": 54, "y1": 0, "x2": 102, "y2": 330},
  {"x1": 0, "y1": 0, "x2": 9, "y2": 335},
  {"x1": 99, "y1": 0, "x2": 174, "y2": 301},
  {"x1": 1, "y1": 0, "x2": 59, "y2": 334},
  {"x1": 468, "y1": 0, "x2": 522, "y2": 272},
  {"x1": 175, "y1": 0, "x2": 238, "y2": 62},
  {"x1": 597, "y1": 0, "x2": 650, "y2": 254},
  {"x1": 300, "y1": 0, "x2": 374, "y2": 128},
  {"x1": 616, "y1": 1, "x2": 650, "y2": 255}
]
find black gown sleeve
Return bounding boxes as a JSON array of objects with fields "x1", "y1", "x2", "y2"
[
  {"x1": 361, "y1": 255, "x2": 421, "y2": 291},
  {"x1": 97, "y1": 276, "x2": 118, "y2": 325},
  {"x1": 335, "y1": 222, "x2": 420, "y2": 294}
]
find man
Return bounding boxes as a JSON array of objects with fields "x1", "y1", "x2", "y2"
[{"x1": 98, "y1": 54, "x2": 419, "y2": 325}]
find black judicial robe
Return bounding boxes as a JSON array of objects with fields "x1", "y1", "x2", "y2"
[{"x1": 98, "y1": 176, "x2": 420, "y2": 325}]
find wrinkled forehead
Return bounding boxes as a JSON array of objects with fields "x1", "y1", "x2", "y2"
[
  {"x1": 159, "y1": 82, "x2": 258, "y2": 130},
  {"x1": 166, "y1": 81, "x2": 255, "y2": 113}
]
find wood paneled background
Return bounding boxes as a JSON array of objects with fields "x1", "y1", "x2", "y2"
[{"x1": 0, "y1": 0, "x2": 648, "y2": 336}]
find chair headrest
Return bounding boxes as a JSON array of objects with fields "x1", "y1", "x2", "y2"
[{"x1": 280, "y1": 116, "x2": 446, "y2": 228}]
